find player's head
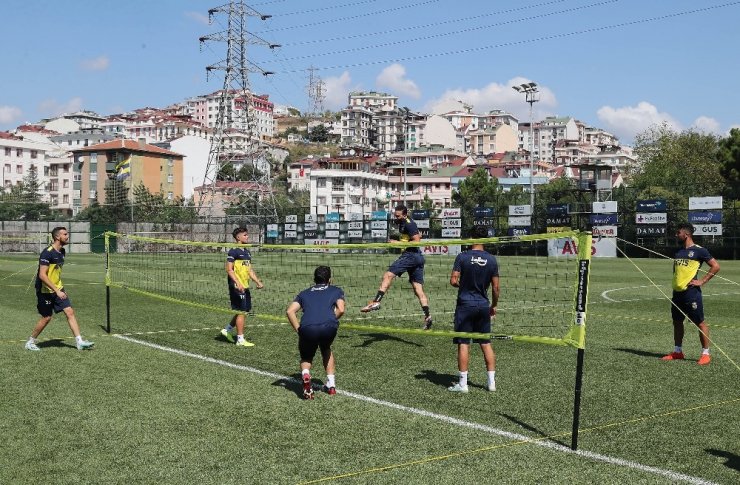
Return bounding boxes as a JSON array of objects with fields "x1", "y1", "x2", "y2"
[
  {"x1": 471, "y1": 225, "x2": 489, "y2": 239},
  {"x1": 314, "y1": 265, "x2": 331, "y2": 285},
  {"x1": 676, "y1": 223, "x2": 694, "y2": 243},
  {"x1": 393, "y1": 204, "x2": 408, "y2": 222},
  {"x1": 51, "y1": 226, "x2": 68, "y2": 244},
  {"x1": 232, "y1": 227, "x2": 248, "y2": 242}
]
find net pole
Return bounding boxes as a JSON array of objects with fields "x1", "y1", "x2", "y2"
[
  {"x1": 105, "y1": 232, "x2": 111, "y2": 334},
  {"x1": 570, "y1": 232, "x2": 592, "y2": 450}
]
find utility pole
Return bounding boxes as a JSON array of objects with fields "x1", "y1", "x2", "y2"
[
  {"x1": 512, "y1": 82, "x2": 540, "y2": 209},
  {"x1": 198, "y1": 0, "x2": 281, "y2": 224}
]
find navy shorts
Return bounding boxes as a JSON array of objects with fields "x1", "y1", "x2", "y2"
[
  {"x1": 388, "y1": 251, "x2": 425, "y2": 284},
  {"x1": 298, "y1": 324, "x2": 338, "y2": 362},
  {"x1": 229, "y1": 288, "x2": 252, "y2": 312},
  {"x1": 671, "y1": 288, "x2": 704, "y2": 325},
  {"x1": 453, "y1": 302, "x2": 492, "y2": 344},
  {"x1": 36, "y1": 290, "x2": 72, "y2": 317}
]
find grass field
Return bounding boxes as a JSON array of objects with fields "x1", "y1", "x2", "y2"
[{"x1": 1, "y1": 247, "x2": 739, "y2": 484}]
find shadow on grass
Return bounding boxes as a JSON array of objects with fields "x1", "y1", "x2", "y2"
[
  {"x1": 272, "y1": 373, "x2": 330, "y2": 400},
  {"x1": 613, "y1": 347, "x2": 665, "y2": 359},
  {"x1": 499, "y1": 412, "x2": 568, "y2": 447},
  {"x1": 414, "y1": 369, "x2": 489, "y2": 391},
  {"x1": 38, "y1": 338, "x2": 76, "y2": 349},
  {"x1": 354, "y1": 333, "x2": 423, "y2": 348},
  {"x1": 706, "y1": 449, "x2": 740, "y2": 471}
]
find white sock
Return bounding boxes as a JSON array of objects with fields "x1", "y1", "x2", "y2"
[
  {"x1": 326, "y1": 374, "x2": 335, "y2": 388},
  {"x1": 224, "y1": 324, "x2": 234, "y2": 333},
  {"x1": 75, "y1": 335, "x2": 83, "y2": 344},
  {"x1": 459, "y1": 371, "x2": 468, "y2": 387},
  {"x1": 487, "y1": 371, "x2": 496, "y2": 385},
  {"x1": 702, "y1": 348, "x2": 710, "y2": 355},
  {"x1": 236, "y1": 334, "x2": 244, "y2": 342},
  {"x1": 302, "y1": 369, "x2": 310, "y2": 377},
  {"x1": 674, "y1": 345, "x2": 682, "y2": 353},
  {"x1": 28, "y1": 337, "x2": 37, "y2": 344}
]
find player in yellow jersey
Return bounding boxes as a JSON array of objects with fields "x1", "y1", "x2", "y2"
[
  {"x1": 220, "y1": 227, "x2": 263, "y2": 347},
  {"x1": 24, "y1": 227, "x2": 94, "y2": 351},
  {"x1": 662, "y1": 223, "x2": 720, "y2": 365}
]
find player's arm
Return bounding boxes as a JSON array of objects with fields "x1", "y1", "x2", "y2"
[
  {"x1": 38, "y1": 264, "x2": 66, "y2": 299},
  {"x1": 248, "y1": 266, "x2": 264, "y2": 289},
  {"x1": 225, "y1": 261, "x2": 244, "y2": 292},
  {"x1": 692, "y1": 258, "x2": 720, "y2": 287},
  {"x1": 334, "y1": 298, "x2": 345, "y2": 319},
  {"x1": 490, "y1": 275, "x2": 500, "y2": 316},
  {"x1": 286, "y1": 301, "x2": 302, "y2": 333},
  {"x1": 450, "y1": 270, "x2": 461, "y2": 287}
]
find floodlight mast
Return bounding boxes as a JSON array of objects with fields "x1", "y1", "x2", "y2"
[{"x1": 512, "y1": 82, "x2": 540, "y2": 209}]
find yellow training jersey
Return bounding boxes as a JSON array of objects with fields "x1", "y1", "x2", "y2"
[
  {"x1": 35, "y1": 245, "x2": 65, "y2": 294},
  {"x1": 672, "y1": 245, "x2": 712, "y2": 292},
  {"x1": 227, "y1": 247, "x2": 252, "y2": 288}
]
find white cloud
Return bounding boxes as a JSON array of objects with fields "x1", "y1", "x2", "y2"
[
  {"x1": 80, "y1": 55, "x2": 110, "y2": 72},
  {"x1": 184, "y1": 11, "x2": 210, "y2": 26},
  {"x1": 597, "y1": 102, "x2": 681, "y2": 141},
  {"x1": 0, "y1": 105, "x2": 22, "y2": 125},
  {"x1": 375, "y1": 64, "x2": 421, "y2": 100},
  {"x1": 323, "y1": 71, "x2": 357, "y2": 110},
  {"x1": 423, "y1": 76, "x2": 557, "y2": 119},
  {"x1": 38, "y1": 97, "x2": 84, "y2": 117},
  {"x1": 691, "y1": 116, "x2": 721, "y2": 135}
]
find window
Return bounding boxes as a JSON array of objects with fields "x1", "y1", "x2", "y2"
[
  {"x1": 63, "y1": 164, "x2": 70, "y2": 173},
  {"x1": 4, "y1": 147, "x2": 10, "y2": 156},
  {"x1": 63, "y1": 194, "x2": 69, "y2": 204},
  {"x1": 3, "y1": 164, "x2": 9, "y2": 173},
  {"x1": 16, "y1": 148, "x2": 22, "y2": 157},
  {"x1": 90, "y1": 152, "x2": 97, "y2": 163},
  {"x1": 317, "y1": 196, "x2": 326, "y2": 205},
  {"x1": 89, "y1": 190, "x2": 96, "y2": 199},
  {"x1": 16, "y1": 165, "x2": 22, "y2": 174},
  {"x1": 316, "y1": 178, "x2": 326, "y2": 188},
  {"x1": 90, "y1": 172, "x2": 97, "y2": 181},
  {"x1": 167, "y1": 192, "x2": 173, "y2": 200},
  {"x1": 90, "y1": 162, "x2": 97, "y2": 173},
  {"x1": 63, "y1": 179, "x2": 69, "y2": 188},
  {"x1": 31, "y1": 150, "x2": 38, "y2": 159}
]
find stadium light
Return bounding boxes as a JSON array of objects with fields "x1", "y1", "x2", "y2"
[{"x1": 512, "y1": 82, "x2": 540, "y2": 208}]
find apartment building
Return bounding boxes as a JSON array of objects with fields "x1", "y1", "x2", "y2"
[
  {"x1": 72, "y1": 139, "x2": 184, "y2": 212},
  {"x1": 308, "y1": 157, "x2": 391, "y2": 216},
  {"x1": 0, "y1": 132, "x2": 47, "y2": 193}
]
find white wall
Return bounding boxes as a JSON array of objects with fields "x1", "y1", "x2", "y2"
[{"x1": 169, "y1": 136, "x2": 211, "y2": 199}]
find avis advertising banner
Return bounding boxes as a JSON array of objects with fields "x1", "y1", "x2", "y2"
[{"x1": 547, "y1": 237, "x2": 617, "y2": 258}]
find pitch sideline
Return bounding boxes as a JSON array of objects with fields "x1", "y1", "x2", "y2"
[{"x1": 115, "y1": 334, "x2": 715, "y2": 485}]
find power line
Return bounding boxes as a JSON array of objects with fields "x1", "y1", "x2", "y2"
[
  {"x1": 255, "y1": 0, "x2": 440, "y2": 33},
  {"x1": 281, "y1": 0, "x2": 569, "y2": 47},
  {"x1": 269, "y1": 0, "x2": 620, "y2": 63},
  {"x1": 277, "y1": 1, "x2": 740, "y2": 73},
  {"x1": 271, "y1": 0, "x2": 380, "y2": 17}
]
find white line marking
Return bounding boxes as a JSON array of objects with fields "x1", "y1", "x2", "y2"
[
  {"x1": 115, "y1": 335, "x2": 715, "y2": 484},
  {"x1": 600, "y1": 284, "x2": 663, "y2": 302}
]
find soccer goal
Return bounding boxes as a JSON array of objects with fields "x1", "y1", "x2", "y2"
[{"x1": 104, "y1": 230, "x2": 592, "y2": 448}]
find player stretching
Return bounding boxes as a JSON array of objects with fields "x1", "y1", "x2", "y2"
[
  {"x1": 447, "y1": 225, "x2": 499, "y2": 393},
  {"x1": 662, "y1": 223, "x2": 720, "y2": 365},
  {"x1": 24, "y1": 226, "x2": 94, "y2": 351},
  {"x1": 361, "y1": 204, "x2": 432, "y2": 329},
  {"x1": 221, "y1": 227, "x2": 264, "y2": 347},
  {"x1": 286, "y1": 266, "x2": 345, "y2": 400}
]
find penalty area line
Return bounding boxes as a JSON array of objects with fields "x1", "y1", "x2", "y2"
[{"x1": 115, "y1": 334, "x2": 715, "y2": 485}]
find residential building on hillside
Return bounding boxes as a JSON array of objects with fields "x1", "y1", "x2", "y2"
[
  {"x1": 308, "y1": 157, "x2": 391, "y2": 216},
  {"x1": 0, "y1": 132, "x2": 48, "y2": 193},
  {"x1": 72, "y1": 139, "x2": 184, "y2": 213},
  {"x1": 348, "y1": 91, "x2": 398, "y2": 110},
  {"x1": 192, "y1": 180, "x2": 273, "y2": 218},
  {"x1": 467, "y1": 123, "x2": 518, "y2": 156},
  {"x1": 340, "y1": 105, "x2": 374, "y2": 147},
  {"x1": 156, "y1": 135, "x2": 211, "y2": 199}
]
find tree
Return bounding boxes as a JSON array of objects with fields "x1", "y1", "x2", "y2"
[
  {"x1": 717, "y1": 127, "x2": 740, "y2": 182},
  {"x1": 629, "y1": 123, "x2": 723, "y2": 197},
  {"x1": 452, "y1": 167, "x2": 503, "y2": 233},
  {"x1": 307, "y1": 124, "x2": 330, "y2": 143},
  {"x1": 287, "y1": 107, "x2": 301, "y2": 117}
]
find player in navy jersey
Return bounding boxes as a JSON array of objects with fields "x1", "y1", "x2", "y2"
[
  {"x1": 447, "y1": 225, "x2": 499, "y2": 393},
  {"x1": 361, "y1": 204, "x2": 432, "y2": 329},
  {"x1": 286, "y1": 266, "x2": 345, "y2": 399},
  {"x1": 220, "y1": 227, "x2": 264, "y2": 347},
  {"x1": 24, "y1": 226, "x2": 94, "y2": 351},
  {"x1": 662, "y1": 223, "x2": 720, "y2": 365}
]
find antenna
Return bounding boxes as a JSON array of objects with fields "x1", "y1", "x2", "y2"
[{"x1": 197, "y1": 0, "x2": 278, "y2": 226}]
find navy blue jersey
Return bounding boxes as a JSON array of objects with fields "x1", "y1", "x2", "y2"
[
  {"x1": 35, "y1": 246, "x2": 65, "y2": 294},
  {"x1": 453, "y1": 249, "x2": 499, "y2": 304},
  {"x1": 396, "y1": 217, "x2": 420, "y2": 252},
  {"x1": 294, "y1": 284, "x2": 345, "y2": 327}
]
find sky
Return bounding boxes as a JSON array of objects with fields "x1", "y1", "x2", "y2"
[{"x1": 1, "y1": 0, "x2": 739, "y2": 144}]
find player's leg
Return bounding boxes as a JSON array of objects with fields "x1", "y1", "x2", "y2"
[
  {"x1": 298, "y1": 327, "x2": 320, "y2": 399},
  {"x1": 221, "y1": 314, "x2": 238, "y2": 342},
  {"x1": 480, "y1": 343, "x2": 496, "y2": 391},
  {"x1": 61, "y1": 305, "x2": 94, "y2": 350},
  {"x1": 26, "y1": 315, "x2": 52, "y2": 351},
  {"x1": 362, "y1": 271, "x2": 397, "y2": 312},
  {"x1": 319, "y1": 326, "x2": 338, "y2": 393},
  {"x1": 234, "y1": 291, "x2": 254, "y2": 347},
  {"x1": 691, "y1": 296, "x2": 710, "y2": 365},
  {"x1": 473, "y1": 305, "x2": 496, "y2": 390},
  {"x1": 449, "y1": 306, "x2": 471, "y2": 393},
  {"x1": 411, "y1": 281, "x2": 432, "y2": 329},
  {"x1": 662, "y1": 297, "x2": 686, "y2": 360}
]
